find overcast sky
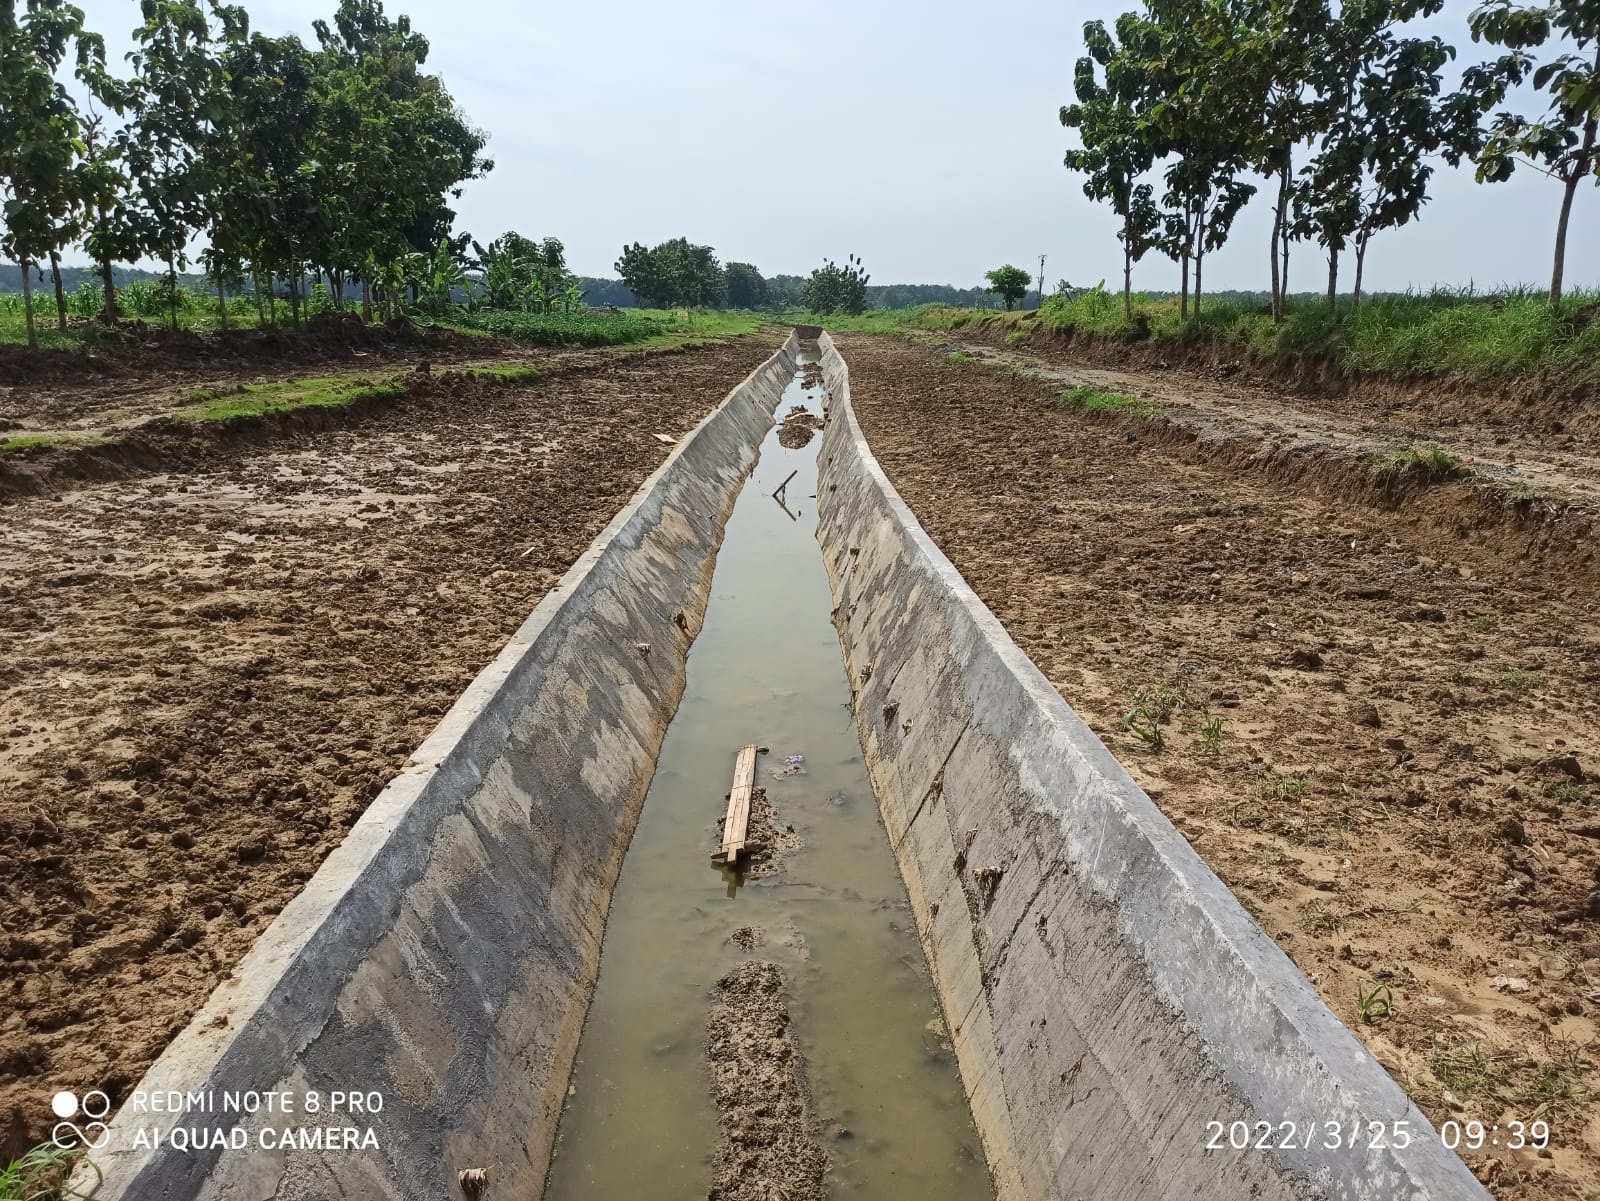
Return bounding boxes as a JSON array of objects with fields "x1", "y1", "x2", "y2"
[{"x1": 73, "y1": 0, "x2": 1598, "y2": 293}]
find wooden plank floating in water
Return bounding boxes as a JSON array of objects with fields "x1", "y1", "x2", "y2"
[{"x1": 714, "y1": 744, "x2": 760, "y2": 865}]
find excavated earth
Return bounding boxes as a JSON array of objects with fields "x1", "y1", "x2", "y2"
[
  {"x1": 705, "y1": 961, "x2": 828, "y2": 1201},
  {"x1": 833, "y1": 331, "x2": 1600, "y2": 1201},
  {"x1": 0, "y1": 335, "x2": 775, "y2": 1158}
]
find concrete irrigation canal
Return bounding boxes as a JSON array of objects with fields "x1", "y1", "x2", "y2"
[{"x1": 75, "y1": 331, "x2": 1491, "y2": 1201}]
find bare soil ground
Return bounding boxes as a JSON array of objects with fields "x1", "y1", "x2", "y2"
[
  {"x1": 941, "y1": 328, "x2": 1600, "y2": 522},
  {"x1": 706, "y1": 960, "x2": 828, "y2": 1201},
  {"x1": 835, "y1": 331, "x2": 1600, "y2": 1201},
  {"x1": 0, "y1": 335, "x2": 775, "y2": 1158}
]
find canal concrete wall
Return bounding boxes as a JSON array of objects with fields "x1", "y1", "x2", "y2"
[
  {"x1": 811, "y1": 332, "x2": 1490, "y2": 1201},
  {"x1": 76, "y1": 334, "x2": 802, "y2": 1201}
]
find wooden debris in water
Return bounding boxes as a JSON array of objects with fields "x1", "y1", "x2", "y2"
[{"x1": 713, "y1": 743, "x2": 760, "y2": 865}]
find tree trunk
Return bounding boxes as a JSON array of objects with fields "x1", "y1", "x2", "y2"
[
  {"x1": 1194, "y1": 247, "x2": 1204, "y2": 318},
  {"x1": 20, "y1": 257, "x2": 38, "y2": 349},
  {"x1": 1180, "y1": 251, "x2": 1190, "y2": 321},
  {"x1": 217, "y1": 275, "x2": 229, "y2": 331},
  {"x1": 49, "y1": 252, "x2": 67, "y2": 329},
  {"x1": 362, "y1": 276, "x2": 372, "y2": 323},
  {"x1": 252, "y1": 269, "x2": 266, "y2": 325},
  {"x1": 1354, "y1": 237, "x2": 1369, "y2": 314},
  {"x1": 1271, "y1": 160, "x2": 1292, "y2": 322},
  {"x1": 1269, "y1": 206, "x2": 1281, "y2": 322},
  {"x1": 164, "y1": 253, "x2": 176, "y2": 331},
  {"x1": 1326, "y1": 246, "x2": 1339, "y2": 314},
  {"x1": 1123, "y1": 242, "x2": 1133, "y2": 324},
  {"x1": 1549, "y1": 122, "x2": 1596, "y2": 306},
  {"x1": 100, "y1": 254, "x2": 117, "y2": 323},
  {"x1": 1281, "y1": 225, "x2": 1291, "y2": 306}
]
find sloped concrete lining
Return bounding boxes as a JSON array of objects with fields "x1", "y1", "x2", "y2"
[
  {"x1": 811, "y1": 332, "x2": 1490, "y2": 1201},
  {"x1": 76, "y1": 333, "x2": 801, "y2": 1201}
]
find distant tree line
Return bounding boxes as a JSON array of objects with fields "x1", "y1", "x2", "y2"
[
  {"x1": 1060, "y1": 0, "x2": 1599, "y2": 319},
  {"x1": 601, "y1": 239, "x2": 993, "y2": 312},
  {"x1": 0, "y1": 0, "x2": 490, "y2": 346},
  {"x1": 2, "y1": 257, "x2": 1049, "y2": 314}
]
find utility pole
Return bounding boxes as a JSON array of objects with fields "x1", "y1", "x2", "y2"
[{"x1": 1037, "y1": 254, "x2": 1046, "y2": 310}]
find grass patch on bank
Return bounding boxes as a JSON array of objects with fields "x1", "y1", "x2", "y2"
[
  {"x1": 1058, "y1": 384, "x2": 1161, "y2": 417},
  {"x1": 454, "y1": 308, "x2": 660, "y2": 346},
  {"x1": 452, "y1": 306, "x2": 763, "y2": 350},
  {"x1": 1371, "y1": 443, "x2": 1471, "y2": 481},
  {"x1": 176, "y1": 374, "x2": 407, "y2": 421},
  {"x1": 458, "y1": 364, "x2": 539, "y2": 383},
  {"x1": 782, "y1": 306, "x2": 961, "y2": 335},
  {"x1": 630, "y1": 307, "x2": 764, "y2": 347},
  {"x1": 0, "y1": 1143, "x2": 94, "y2": 1201},
  {"x1": 1, "y1": 433, "x2": 56, "y2": 454}
]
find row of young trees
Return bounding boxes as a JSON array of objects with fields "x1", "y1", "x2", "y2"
[
  {"x1": 612, "y1": 238, "x2": 872, "y2": 314},
  {"x1": 1060, "y1": 0, "x2": 1599, "y2": 318},
  {"x1": 0, "y1": 0, "x2": 490, "y2": 346}
]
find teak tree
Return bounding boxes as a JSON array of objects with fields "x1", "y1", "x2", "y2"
[
  {"x1": 1470, "y1": 0, "x2": 1600, "y2": 303},
  {"x1": 1061, "y1": 17, "x2": 1163, "y2": 320},
  {"x1": 1, "y1": 0, "x2": 100, "y2": 345}
]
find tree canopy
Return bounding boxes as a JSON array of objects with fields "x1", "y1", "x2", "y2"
[
  {"x1": 802, "y1": 254, "x2": 869, "y2": 315},
  {"x1": 0, "y1": 0, "x2": 490, "y2": 341},
  {"x1": 1060, "y1": 0, "x2": 1596, "y2": 311},
  {"x1": 614, "y1": 237, "x2": 724, "y2": 308},
  {"x1": 984, "y1": 264, "x2": 1032, "y2": 309}
]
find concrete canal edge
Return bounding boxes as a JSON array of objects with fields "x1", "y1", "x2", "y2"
[
  {"x1": 74, "y1": 333, "x2": 801, "y2": 1201},
  {"x1": 811, "y1": 331, "x2": 1491, "y2": 1201}
]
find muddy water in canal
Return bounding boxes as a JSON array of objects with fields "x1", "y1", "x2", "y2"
[{"x1": 543, "y1": 352, "x2": 992, "y2": 1201}]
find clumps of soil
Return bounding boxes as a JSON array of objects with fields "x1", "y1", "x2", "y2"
[
  {"x1": 778, "y1": 405, "x2": 825, "y2": 449},
  {"x1": 716, "y1": 786, "x2": 802, "y2": 879},
  {"x1": 706, "y1": 961, "x2": 827, "y2": 1201},
  {"x1": 798, "y1": 362, "x2": 824, "y2": 390},
  {"x1": 730, "y1": 926, "x2": 766, "y2": 950}
]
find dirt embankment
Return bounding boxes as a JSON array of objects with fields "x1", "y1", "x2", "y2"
[
  {"x1": 933, "y1": 333, "x2": 1600, "y2": 589},
  {"x1": 0, "y1": 344, "x2": 719, "y2": 500},
  {"x1": 706, "y1": 961, "x2": 828, "y2": 1201},
  {"x1": 834, "y1": 331, "x2": 1600, "y2": 1201},
  {"x1": 0, "y1": 336, "x2": 776, "y2": 1159},
  {"x1": 0, "y1": 313, "x2": 497, "y2": 391},
  {"x1": 964, "y1": 311, "x2": 1600, "y2": 429}
]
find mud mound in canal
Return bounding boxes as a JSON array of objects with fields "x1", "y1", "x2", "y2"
[
  {"x1": 778, "y1": 406, "x2": 824, "y2": 449},
  {"x1": 714, "y1": 786, "x2": 802, "y2": 878},
  {"x1": 706, "y1": 961, "x2": 827, "y2": 1201}
]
